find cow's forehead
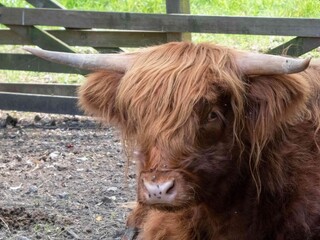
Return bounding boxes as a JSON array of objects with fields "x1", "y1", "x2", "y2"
[
  {"x1": 114, "y1": 43, "x2": 242, "y2": 153},
  {"x1": 118, "y1": 49, "x2": 217, "y2": 119},
  {"x1": 118, "y1": 42, "x2": 235, "y2": 113}
]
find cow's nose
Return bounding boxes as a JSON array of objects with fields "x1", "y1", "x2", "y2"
[{"x1": 142, "y1": 179, "x2": 176, "y2": 204}]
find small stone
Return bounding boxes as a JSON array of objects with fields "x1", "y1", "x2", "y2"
[
  {"x1": 128, "y1": 174, "x2": 136, "y2": 179},
  {"x1": 107, "y1": 187, "x2": 118, "y2": 192},
  {"x1": 10, "y1": 183, "x2": 22, "y2": 191},
  {"x1": 49, "y1": 151, "x2": 60, "y2": 160},
  {"x1": 50, "y1": 120, "x2": 56, "y2": 126},
  {"x1": 9, "y1": 134, "x2": 16, "y2": 139},
  {"x1": 109, "y1": 196, "x2": 117, "y2": 201},
  {"x1": 15, "y1": 155, "x2": 22, "y2": 161},
  {"x1": 55, "y1": 164, "x2": 68, "y2": 171},
  {"x1": 16, "y1": 236, "x2": 31, "y2": 240},
  {"x1": 41, "y1": 117, "x2": 52, "y2": 125},
  {"x1": 58, "y1": 192, "x2": 69, "y2": 199},
  {"x1": 34, "y1": 115, "x2": 42, "y2": 122},
  {"x1": 76, "y1": 157, "x2": 88, "y2": 162},
  {"x1": 101, "y1": 197, "x2": 112, "y2": 204},
  {"x1": 26, "y1": 185, "x2": 38, "y2": 194},
  {"x1": 6, "y1": 114, "x2": 18, "y2": 127}
]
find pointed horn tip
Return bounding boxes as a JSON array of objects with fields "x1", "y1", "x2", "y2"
[
  {"x1": 280, "y1": 56, "x2": 312, "y2": 74},
  {"x1": 293, "y1": 56, "x2": 312, "y2": 72},
  {"x1": 304, "y1": 57, "x2": 312, "y2": 67}
]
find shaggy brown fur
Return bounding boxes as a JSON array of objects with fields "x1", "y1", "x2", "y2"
[{"x1": 78, "y1": 42, "x2": 320, "y2": 239}]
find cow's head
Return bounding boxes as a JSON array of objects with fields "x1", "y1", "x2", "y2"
[{"x1": 24, "y1": 42, "x2": 311, "y2": 211}]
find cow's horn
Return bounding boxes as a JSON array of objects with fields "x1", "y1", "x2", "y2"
[
  {"x1": 23, "y1": 47, "x2": 134, "y2": 72},
  {"x1": 236, "y1": 52, "x2": 311, "y2": 75}
]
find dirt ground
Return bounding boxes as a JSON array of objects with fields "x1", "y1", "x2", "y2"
[{"x1": 0, "y1": 110, "x2": 136, "y2": 240}]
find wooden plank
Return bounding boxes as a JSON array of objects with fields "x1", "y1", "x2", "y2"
[
  {"x1": 0, "y1": 83, "x2": 79, "y2": 96},
  {"x1": 3, "y1": 26, "x2": 74, "y2": 52},
  {"x1": 48, "y1": 30, "x2": 167, "y2": 47},
  {"x1": 1, "y1": 8, "x2": 320, "y2": 36},
  {"x1": 0, "y1": 53, "x2": 88, "y2": 74},
  {"x1": 166, "y1": 0, "x2": 191, "y2": 42},
  {"x1": 0, "y1": 29, "x2": 168, "y2": 47},
  {"x1": 0, "y1": 92, "x2": 82, "y2": 115},
  {"x1": 0, "y1": 30, "x2": 26, "y2": 44},
  {"x1": 267, "y1": 37, "x2": 320, "y2": 56}
]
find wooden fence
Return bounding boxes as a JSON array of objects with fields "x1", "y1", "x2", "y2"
[{"x1": 1, "y1": 0, "x2": 320, "y2": 115}]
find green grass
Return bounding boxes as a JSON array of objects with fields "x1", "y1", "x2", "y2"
[
  {"x1": 3, "y1": 0, "x2": 320, "y2": 17},
  {"x1": 1, "y1": 0, "x2": 320, "y2": 84},
  {"x1": 192, "y1": 0, "x2": 320, "y2": 17}
]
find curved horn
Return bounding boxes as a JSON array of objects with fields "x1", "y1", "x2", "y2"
[
  {"x1": 236, "y1": 52, "x2": 311, "y2": 75},
  {"x1": 23, "y1": 47, "x2": 134, "y2": 72}
]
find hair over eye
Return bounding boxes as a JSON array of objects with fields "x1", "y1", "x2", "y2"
[{"x1": 207, "y1": 112, "x2": 218, "y2": 122}]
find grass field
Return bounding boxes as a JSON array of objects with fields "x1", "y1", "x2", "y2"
[
  {"x1": 3, "y1": 0, "x2": 320, "y2": 17},
  {"x1": 1, "y1": 0, "x2": 320, "y2": 83}
]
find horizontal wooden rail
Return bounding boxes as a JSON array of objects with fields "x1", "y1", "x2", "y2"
[
  {"x1": 0, "y1": 54, "x2": 89, "y2": 74},
  {"x1": 1, "y1": 8, "x2": 320, "y2": 37},
  {"x1": 0, "y1": 30, "x2": 168, "y2": 47},
  {"x1": 0, "y1": 83, "x2": 78, "y2": 96},
  {"x1": 2, "y1": 26, "x2": 74, "y2": 52},
  {"x1": 0, "y1": 92, "x2": 82, "y2": 115}
]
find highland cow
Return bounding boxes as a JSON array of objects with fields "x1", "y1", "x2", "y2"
[{"x1": 25, "y1": 42, "x2": 320, "y2": 240}]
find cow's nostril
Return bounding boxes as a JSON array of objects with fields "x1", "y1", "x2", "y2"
[
  {"x1": 165, "y1": 183, "x2": 175, "y2": 194},
  {"x1": 162, "y1": 180, "x2": 175, "y2": 194}
]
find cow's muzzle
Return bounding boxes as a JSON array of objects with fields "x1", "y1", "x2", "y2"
[
  {"x1": 138, "y1": 170, "x2": 193, "y2": 210},
  {"x1": 142, "y1": 177, "x2": 176, "y2": 204}
]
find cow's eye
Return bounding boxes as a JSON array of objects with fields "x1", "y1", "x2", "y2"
[{"x1": 208, "y1": 112, "x2": 218, "y2": 122}]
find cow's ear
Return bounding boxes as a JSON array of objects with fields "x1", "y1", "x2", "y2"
[
  {"x1": 78, "y1": 71, "x2": 124, "y2": 124},
  {"x1": 244, "y1": 74, "x2": 310, "y2": 144}
]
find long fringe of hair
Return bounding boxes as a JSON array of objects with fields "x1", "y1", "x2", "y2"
[
  {"x1": 116, "y1": 42, "x2": 245, "y2": 156},
  {"x1": 78, "y1": 42, "x2": 320, "y2": 197}
]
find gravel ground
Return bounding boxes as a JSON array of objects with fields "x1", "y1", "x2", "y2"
[{"x1": 0, "y1": 111, "x2": 136, "y2": 240}]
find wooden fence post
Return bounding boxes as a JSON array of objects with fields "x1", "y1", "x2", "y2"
[{"x1": 166, "y1": 0, "x2": 191, "y2": 42}]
